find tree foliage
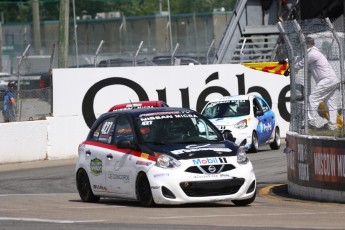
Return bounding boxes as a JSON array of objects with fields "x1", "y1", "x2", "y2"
[{"x1": 0, "y1": 0, "x2": 237, "y2": 23}]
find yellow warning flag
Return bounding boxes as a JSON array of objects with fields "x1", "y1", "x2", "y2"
[{"x1": 242, "y1": 62, "x2": 289, "y2": 76}]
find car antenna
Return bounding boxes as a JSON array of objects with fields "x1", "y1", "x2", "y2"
[{"x1": 129, "y1": 99, "x2": 134, "y2": 107}]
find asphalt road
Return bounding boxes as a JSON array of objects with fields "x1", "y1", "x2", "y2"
[{"x1": 0, "y1": 142, "x2": 345, "y2": 230}]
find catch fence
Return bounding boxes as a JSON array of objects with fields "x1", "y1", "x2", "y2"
[{"x1": 278, "y1": 18, "x2": 345, "y2": 137}]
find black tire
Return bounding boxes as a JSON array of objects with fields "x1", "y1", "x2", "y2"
[
  {"x1": 270, "y1": 127, "x2": 281, "y2": 150},
  {"x1": 249, "y1": 131, "x2": 259, "y2": 153},
  {"x1": 76, "y1": 169, "x2": 100, "y2": 203},
  {"x1": 232, "y1": 190, "x2": 256, "y2": 206},
  {"x1": 136, "y1": 173, "x2": 155, "y2": 207}
]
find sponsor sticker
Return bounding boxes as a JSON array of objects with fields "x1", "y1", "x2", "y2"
[
  {"x1": 90, "y1": 158, "x2": 102, "y2": 175},
  {"x1": 139, "y1": 111, "x2": 197, "y2": 121},
  {"x1": 93, "y1": 184, "x2": 107, "y2": 191},
  {"x1": 136, "y1": 160, "x2": 153, "y2": 166},
  {"x1": 171, "y1": 146, "x2": 232, "y2": 154},
  {"x1": 263, "y1": 122, "x2": 273, "y2": 131},
  {"x1": 153, "y1": 173, "x2": 170, "y2": 178},
  {"x1": 108, "y1": 172, "x2": 130, "y2": 181},
  {"x1": 191, "y1": 157, "x2": 227, "y2": 165},
  {"x1": 194, "y1": 174, "x2": 219, "y2": 179}
]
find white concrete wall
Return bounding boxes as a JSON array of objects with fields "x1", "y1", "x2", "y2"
[
  {"x1": 46, "y1": 116, "x2": 89, "y2": 160},
  {"x1": 0, "y1": 120, "x2": 48, "y2": 164}
]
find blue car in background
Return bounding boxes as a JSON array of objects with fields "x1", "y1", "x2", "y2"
[{"x1": 201, "y1": 93, "x2": 280, "y2": 153}]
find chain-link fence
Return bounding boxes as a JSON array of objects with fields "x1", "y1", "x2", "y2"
[
  {"x1": 278, "y1": 18, "x2": 345, "y2": 137},
  {"x1": 1, "y1": 13, "x2": 229, "y2": 73},
  {"x1": 0, "y1": 44, "x2": 53, "y2": 123},
  {"x1": 0, "y1": 13, "x2": 229, "y2": 123}
]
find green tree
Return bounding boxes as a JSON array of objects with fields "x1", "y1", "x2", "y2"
[
  {"x1": 0, "y1": 0, "x2": 237, "y2": 23},
  {"x1": 0, "y1": 1, "x2": 31, "y2": 23}
]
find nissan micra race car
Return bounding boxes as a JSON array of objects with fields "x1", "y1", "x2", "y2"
[
  {"x1": 201, "y1": 93, "x2": 280, "y2": 153},
  {"x1": 76, "y1": 107, "x2": 256, "y2": 207}
]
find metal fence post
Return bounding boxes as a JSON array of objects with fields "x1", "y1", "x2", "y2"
[
  {"x1": 277, "y1": 21, "x2": 297, "y2": 132},
  {"x1": 293, "y1": 20, "x2": 308, "y2": 134},
  {"x1": 325, "y1": 17, "x2": 345, "y2": 135},
  {"x1": 94, "y1": 40, "x2": 104, "y2": 67},
  {"x1": 134, "y1": 41, "x2": 143, "y2": 66},
  {"x1": 206, "y1": 39, "x2": 215, "y2": 65},
  {"x1": 17, "y1": 44, "x2": 31, "y2": 121},
  {"x1": 171, "y1": 43, "x2": 179, "y2": 65}
]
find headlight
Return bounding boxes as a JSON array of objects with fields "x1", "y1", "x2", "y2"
[
  {"x1": 234, "y1": 119, "x2": 248, "y2": 129},
  {"x1": 237, "y1": 147, "x2": 248, "y2": 164},
  {"x1": 155, "y1": 153, "x2": 181, "y2": 168}
]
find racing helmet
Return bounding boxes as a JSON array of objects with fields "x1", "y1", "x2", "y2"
[{"x1": 7, "y1": 81, "x2": 17, "y2": 91}]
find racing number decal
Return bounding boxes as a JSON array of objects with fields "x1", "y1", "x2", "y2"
[{"x1": 101, "y1": 121, "x2": 113, "y2": 135}]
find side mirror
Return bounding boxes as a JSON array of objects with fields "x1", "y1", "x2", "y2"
[
  {"x1": 222, "y1": 130, "x2": 235, "y2": 142},
  {"x1": 117, "y1": 139, "x2": 134, "y2": 149},
  {"x1": 256, "y1": 110, "x2": 264, "y2": 117}
]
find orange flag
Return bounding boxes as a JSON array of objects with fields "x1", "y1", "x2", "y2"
[{"x1": 242, "y1": 62, "x2": 289, "y2": 76}]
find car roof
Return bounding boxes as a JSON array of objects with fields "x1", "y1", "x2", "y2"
[
  {"x1": 108, "y1": 101, "x2": 168, "y2": 112},
  {"x1": 107, "y1": 107, "x2": 194, "y2": 117},
  {"x1": 207, "y1": 93, "x2": 262, "y2": 103}
]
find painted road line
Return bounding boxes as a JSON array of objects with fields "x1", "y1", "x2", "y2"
[
  {"x1": 0, "y1": 217, "x2": 104, "y2": 224},
  {"x1": 147, "y1": 211, "x2": 345, "y2": 219}
]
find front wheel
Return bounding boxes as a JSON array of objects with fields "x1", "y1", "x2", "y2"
[
  {"x1": 136, "y1": 173, "x2": 155, "y2": 207},
  {"x1": 270, "y1": 127, "x2": 281, "y2": 150},
  {"x1": 76, "y1": 169, "x2": 100, "y2": 203},
  {"x1": 249, "y1": 131, "x2": 259, "y2": 153},
  {"x1": 232, "y1": 190, "x2": 256, "y2": 206}
]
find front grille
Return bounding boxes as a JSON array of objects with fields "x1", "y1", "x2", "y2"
[
  {"x1": 185, "y1": 164, "x2": 235, "y2": 174},
  {"x1": 180, "y1": 178, "x2": 244, "y2": 197}
]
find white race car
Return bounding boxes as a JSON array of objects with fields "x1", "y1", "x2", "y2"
[
  {"x1": 75, "y1": 107, "x2": 256, "y2": 207},
  {"x1": 201, "y1": 93, "x2": 280, "y2": 153}
]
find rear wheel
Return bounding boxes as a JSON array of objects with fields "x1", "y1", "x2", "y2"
[
  {"x1": 76, "y1": 169, "x2": 100, "y2": 203},
  {"x1": 249, "y1": 131, "x2": 259, "y2": 153},
  {"x1": 232, "y1": 190, "x2": 256, "y2": 206},
  {"x1": 136, "y1": 173, "x2": 155, "y2": 207},
  {"x1": 270, "y1": 127, "x2": 281, "y2": 150}
]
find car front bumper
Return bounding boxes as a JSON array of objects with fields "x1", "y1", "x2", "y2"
[{"x1": 146, "y1": 158, "x2": 256, "y2": 205}]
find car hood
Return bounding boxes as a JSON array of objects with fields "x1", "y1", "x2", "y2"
[
  {"x1": 142, "y1": 141, "x2": 238, "y2": 160},
  {"x1": 209, "y1": 116, "x2": 249, "y2": 126}
]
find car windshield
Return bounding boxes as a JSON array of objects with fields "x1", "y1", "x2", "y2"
[
  {"x1": 136, "y1": 111, "x2": 222, "y2": 144},
  {"x1": 202, "y1": 99, "x2": 250, "y2": 119}
]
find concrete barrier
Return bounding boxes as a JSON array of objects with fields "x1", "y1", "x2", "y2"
[
  {"x1": 285, "y1": 131, "x2": 345, "y2": 202},
  {"x1": 0, "y1": 116, "x2": 88, "y2": 164},
  {"x1": 0, "y1": 120, "x2": 48, "y2": 164},
  {"x1": 46, "y1": 116, "x2": 89, "y2": 160}
]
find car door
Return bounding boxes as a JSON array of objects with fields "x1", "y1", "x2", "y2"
[
  {"x1": 105, "y1": 115, "x2": 135, "y2": 196},
  {"x1": 84, "y1": 116, "x2": 117, "y2": 194},
  {"x1": 254, "y1": 97, "x2": 274, "y2": 144}
]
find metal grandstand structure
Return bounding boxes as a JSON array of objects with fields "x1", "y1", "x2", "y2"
[{"x1": 213, "y1": 0, "x2": 283, "y2": 64}]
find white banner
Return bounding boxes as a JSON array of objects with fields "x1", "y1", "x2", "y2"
[{"x1": 53, "y1": 64, "x2": 290, "y2": 135}]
